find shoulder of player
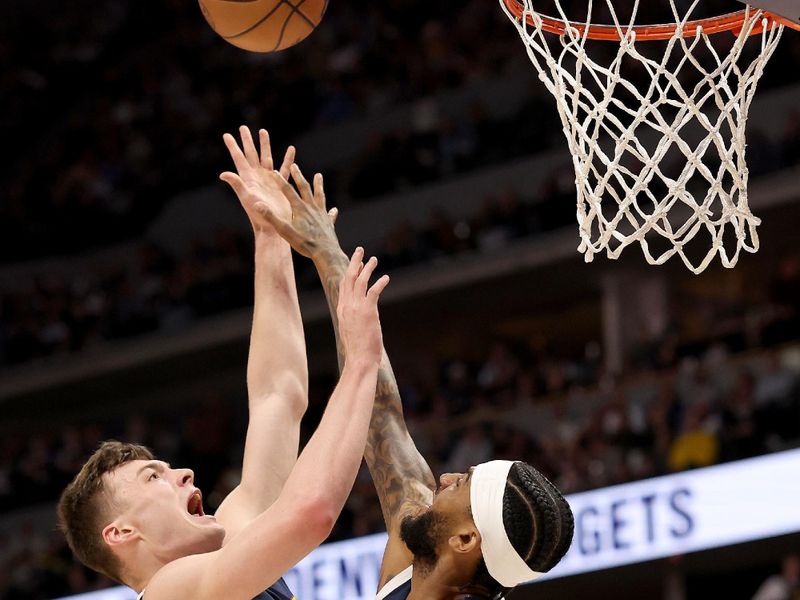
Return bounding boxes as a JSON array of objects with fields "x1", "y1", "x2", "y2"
[{"x1": 142, "y1": 551, "x2": 219, "y2": 600}]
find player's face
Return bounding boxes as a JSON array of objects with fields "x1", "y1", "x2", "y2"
[
  {"x1": 400, "y1": 467, "x2": 480, "y2": 568},
  {"x1": 431, "y1": 467, "x2": 475, "y2": 515},
  {"x1": 105, "y1": 459, "x2": 225, "y2": 562}
]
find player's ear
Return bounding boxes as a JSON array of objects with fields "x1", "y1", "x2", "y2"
[
  {"x1": 448, "y1": 527, "x2": 480, "y2": 555},
  {"x1": 102, "y1": 522, "x2": 139, "y2": 549}
]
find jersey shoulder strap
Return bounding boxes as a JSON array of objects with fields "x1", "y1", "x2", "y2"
[{"x1": 376, "y1": 565, "x2": 413, "y2": 600}]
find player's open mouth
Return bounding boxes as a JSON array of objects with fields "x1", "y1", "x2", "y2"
[{"x1": 187, "y1": 490, "x2": 205, "y2": 517}]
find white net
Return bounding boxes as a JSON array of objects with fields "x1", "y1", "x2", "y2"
[{"x1": 501, "y1": 0, "x2": 785, "y2": 273}]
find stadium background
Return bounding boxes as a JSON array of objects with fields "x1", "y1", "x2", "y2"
[{"x1": 1, "y1": 0, "x2": 799, "y2": 598}]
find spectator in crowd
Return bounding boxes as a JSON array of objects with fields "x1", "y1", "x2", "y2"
[
  {"x1": 752, "y1": 554, "x2": 800, "y2": 600},
  {"x1": 667, "y1": 404, "x2": 720, "y2": 472}
]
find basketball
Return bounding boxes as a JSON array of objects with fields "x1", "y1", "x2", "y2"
[{"x1": 198, "y1": 0, "x2": 328, "y2": 53}]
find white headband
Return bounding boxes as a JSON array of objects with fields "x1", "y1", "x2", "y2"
[{"x1": 469, "y1": 460, "x2": 544, "y2": 588}]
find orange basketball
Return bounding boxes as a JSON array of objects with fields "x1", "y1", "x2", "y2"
[{"x1": 199, "y1": 0, "x2": 328, "y2": 53}]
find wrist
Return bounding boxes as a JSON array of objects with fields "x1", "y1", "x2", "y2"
[
  {"x1": 342, "y1": 356, "x2": 380, "y2": 376},
  {"x1": 310, "y1": 238, "x2": 346, "y2": 266},
  {"x1": 254, "y1": 227, "x2": 287, "y2": 248}
]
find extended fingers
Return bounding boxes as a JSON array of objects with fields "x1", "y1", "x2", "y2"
[
  {"x1": 219, "y1": 171, "x2": 245, "y2": 196},
  {"x1": 270, "y1": 169, "x2": 302, "y2": 208},
  {"x1": 239, "y1": 125, "x2": 259, "y2": 166},
  {"x1": 258, "y1": 129, "x2": 274, "y2": 170},
  {"x1": 343, "y1": 247, "x2": 365, "y2": 296},
  {"x1": 313, "y1": 172, "x2": 326, "y2": 211},
  {"x1": 355, "y1": 256, "x2": 378, "y2": 297},
  {"x1": 223, "y1": 133, "x2": 248, "y2": 174},
  {"x1": 367, "y1": 274, "x2": 390, "y2": 301},
  {"x1": 279, "y1": 145, "x2": 296, "y2": 179},
  {"x1": 289, "y1": 163, "x2": 314, "y2": 203}
]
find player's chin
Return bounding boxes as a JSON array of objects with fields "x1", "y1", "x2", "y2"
[
  {"x1": 185, "y1": 512, "x2": 223, "y2": 532},
  {"x1": 196, "y1": 516, "x2": 224, "y2": 534}
]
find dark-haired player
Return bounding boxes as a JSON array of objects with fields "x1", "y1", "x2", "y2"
[
  {"x1": 58, "y1": 128, "x2": 391, "y2": 600},
  {"x1": 256, "y1": 159, "x2": 575, "y2": 599}
]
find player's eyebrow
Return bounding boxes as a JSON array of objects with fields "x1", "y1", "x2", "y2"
[
  {"x1": 136, "y1": 461, "x2": 169, "y2": 477},
  {"x1": 466, "y1": 467, "x2": 475, "y2": 483}
]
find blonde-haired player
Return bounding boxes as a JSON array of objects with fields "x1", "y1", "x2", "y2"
[{"x1": 58, "y1": 127, "x2": 390, "y2": 600}]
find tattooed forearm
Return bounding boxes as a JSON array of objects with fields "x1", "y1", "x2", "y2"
[
  {"x1": 364, "y1": 367, "x2": 436, "y2": 524},
  {"x1": 312, "y1": 243, "x2": 348, "y2": 371},
  {"x1": 313, "y1": 244, "x2": 436, "y2": 526}
]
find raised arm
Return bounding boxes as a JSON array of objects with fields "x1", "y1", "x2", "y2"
[
  {"x1": 213, "y1": 127, "x2": 309, "y2": 536},
  {"x1": 255, "y1": 166, "x2": 436, "y2": 582},
  {"x1": 312, "y1": 246, "x2": 436, "y2": 523},
  {"x1": 148, "y1": 250, "x2": 390, "y2": 600}
]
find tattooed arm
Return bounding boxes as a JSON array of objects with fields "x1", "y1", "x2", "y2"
[
  {"x1": 254, "y1": 165, "x2": 436, "y2": 584},
  {"x1": 314, "y1": 247, "x2": 436, "y2": 584},
  {"x1": 313, "y1": 245, "x2": 436, "y2": 514}
]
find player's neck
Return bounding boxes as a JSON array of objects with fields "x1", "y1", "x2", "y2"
[
  {"x1": 407, "y1": 574, "x2": 458, "y2": 600},
  {"x1": 124, "y1": 547, "x2": 169, "y2": 593},
  {"x1": 408, "y1": 558, "x2": 480, "y2": 600}
]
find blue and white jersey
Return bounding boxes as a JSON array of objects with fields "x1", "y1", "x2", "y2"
[
  {"x1": 375, "y1": 566, "x2": 412, "y2": 600},
  {"x1": 375, "y1": 566, "x2": 496, "y2": 600}
]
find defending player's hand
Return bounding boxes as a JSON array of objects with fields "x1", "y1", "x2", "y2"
[
  {"x1": 337, "y1": 248, "x2": 390, "y2": 367},
  {"x1": 219, "y1": 125, "x2": 296, "y2": 232},
  {"x1": 253, "y1": 163, "x2": 339, "y2": 258}
]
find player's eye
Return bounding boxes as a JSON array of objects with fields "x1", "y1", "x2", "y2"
[{"x1": 148, "y1": 471, "x2": 159, "y2": 481}]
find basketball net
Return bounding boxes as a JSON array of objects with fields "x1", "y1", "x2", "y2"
[{"x1": 501, "y1": 0, "x2": 786, "y2": 273}]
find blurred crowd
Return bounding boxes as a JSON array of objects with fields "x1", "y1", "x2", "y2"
[
  {"x1": 1, "y1": 0, "x2": 518, "y2": 262},
  {"x1": 3, "y1": 0, "x2": 800, "y2": 369},
  {"x1": 0, "y1": 176, "x2": 580, "y2": 369},
  {"x1": 5, "y1": 165, "x2": 800, "y2": 371},
  {"x1": 3, "y1": 0, "x2": 800, "y2": 262},
  {"x1": 1, "y1": 233, "x2": 254, "y2": 367},
  {"x1": 1, "y1": 319, "x2": 798, "y2": 597}
]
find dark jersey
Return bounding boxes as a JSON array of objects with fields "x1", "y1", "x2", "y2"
[
  {"x1": 376, "y1": 566, "x2": 412, "y2": 600},
  {"x1": 379, "y1": 579, "x2": 411, "y2": 599},
  {"x1": 137, "y1": 577, "x2": 295, "y2": 600},
  {"x1": 375, "y1": 566, "x2": 496, "y2": 600},
  {"x1": 255, "y1": 578, "x2": 295, "y2": 600}
]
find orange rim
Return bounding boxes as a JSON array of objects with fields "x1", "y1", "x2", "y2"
[{"x1": 502, "y1": 1, "x2": 798, "y2": 41}]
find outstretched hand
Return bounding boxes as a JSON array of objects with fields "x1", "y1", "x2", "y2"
[
  {"x1": 337, "y1": 248, "x2": 390, "y2": 367},
  {"x1": 219, "y1": 126, "x2": 296, "y2": 233},
  {"x1": 253, "y1": 163, "x2": 339, "y2": 259}
]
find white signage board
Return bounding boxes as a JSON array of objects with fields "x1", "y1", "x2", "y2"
[{"x1": 549, "y1": 448, "x2": 800, "y2": 579}]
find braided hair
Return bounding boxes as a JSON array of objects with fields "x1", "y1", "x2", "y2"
[{"x1": 465, "y1": 462, "x2": 574, "y2": 599}]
